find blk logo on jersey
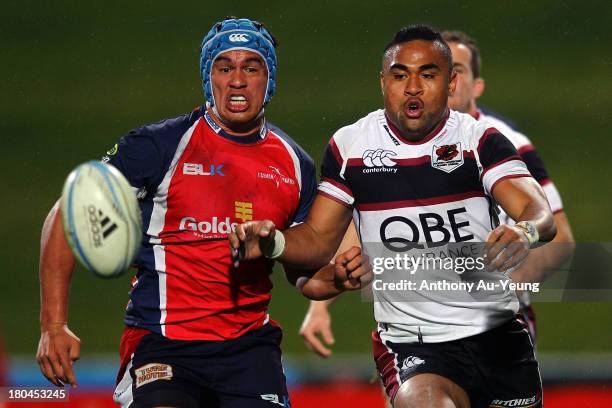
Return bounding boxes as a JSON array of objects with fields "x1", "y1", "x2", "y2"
[
  {"x1": 431, "y1": 142, "x2": 463, "y2": 173},
  {"x1": 362, "y1": 149, "x2": 398, "y2": 174},
  {"x1": 183, "y1": 163, "x2": 225, "y2": 176}
]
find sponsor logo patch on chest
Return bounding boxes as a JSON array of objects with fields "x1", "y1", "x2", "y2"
[
  {"x1": 134, "y1": 363, "x2": 173, "y2": 388},
  {"x1": 431, "y1": 142, "x2": 464, "y2": 173}
]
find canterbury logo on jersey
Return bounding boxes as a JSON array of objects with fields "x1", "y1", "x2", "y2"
[
  {"x1": 87, "y1": 205, "x2": 118, "y2": 247},
  {"x1": 228, "y1": 33, "x2": 250, "y2": 43},
  {"x1": 183, "y1": 163, "x2": 225, "y2": 176},
  {"x1": 362, "y1": 149, "x2": 398, "y2": 174},
  {"x1": 260, "y1": 394, "x2": 290, "y2": 407},
  {"x1": 401, "y1": 356, "x2": 425, "y2": 370}
]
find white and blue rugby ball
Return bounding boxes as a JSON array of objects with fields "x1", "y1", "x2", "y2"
[{"x1": 60, "y1": 161, "x2": 142, "y2": 278}]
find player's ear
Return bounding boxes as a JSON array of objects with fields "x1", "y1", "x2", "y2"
[
  {"x1": 379, "y1": 71, "x2": 385, "y2": 95},
  {"x1": 474, "y1": 78, "x2": 485, "y2": 99},
  {"x1": 448, "y1": 70, "x2": 458, "y2": 94}
]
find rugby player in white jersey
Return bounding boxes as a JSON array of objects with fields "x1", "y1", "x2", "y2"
[
  {"x1": 231, "y1": 24, "x2": 556, "y2": 407},
  {"x1": 444, "y1": 30, "x2": 574, "y2": 342},
  {"x1": 298, "y1": 30, "x2": 575, "y2": 357}
]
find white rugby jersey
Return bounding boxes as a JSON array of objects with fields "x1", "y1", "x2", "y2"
[
  {"x1": 319, "y1": 109, "x2": 535, "y2": 343},
  {"x1": 478, "y1": 109, "x2": 564, "y2": 308},
  {"x1": 477, "y1": 109, "x2": 564, "y2": 222}
]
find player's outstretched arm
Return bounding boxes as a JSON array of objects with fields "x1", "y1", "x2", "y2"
[
  {"x1": 484, "y1": 177, "x2": 556, "y2": 272},
  {"x1": 230, "y1": 194, "x2": 353, "y2": 270},
  {"x1": 297, "y1": 246, "x2": 373, "y2": 300},
  {"x1": 37, "y1": 201, "x2": 80, "y2": 388},
  {"x1": 296, "y1": 220, "x2": 360, "y2": 357}
]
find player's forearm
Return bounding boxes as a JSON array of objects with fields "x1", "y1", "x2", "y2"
[
  {"x1": 513, "y1": 212, "x2": 575, "y2": 283},
  {"x1": 39, "y1": 202, "x2": 75, "y2": 329},
  {"x1": 298, "y1": 264, "x2": 345, "y2": 300},
  {"x1": 514, "y1": 200, "x2": 556, "y2": 242},
  {"x1": 279, "y1": 222, "x2": 344, "y2": 270}
]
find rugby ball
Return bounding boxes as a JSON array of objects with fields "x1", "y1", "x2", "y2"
[{"x1": 60, "y1": 161, "x2": 142, "y2": 278}]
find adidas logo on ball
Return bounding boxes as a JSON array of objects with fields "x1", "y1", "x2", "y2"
[{"x1": 87, "y1": 205, "x2": 118, "y2": 247}]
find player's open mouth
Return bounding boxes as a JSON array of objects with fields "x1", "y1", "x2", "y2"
[
  {"x1": 228, "y1": 95, "x2": 249, "y2": 112},
  {"x1": 404, "y1": 99, "x2": 424, "y2": 119}
]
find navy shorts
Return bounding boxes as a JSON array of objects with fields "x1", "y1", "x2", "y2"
[
  {"x1": 114, "y1": 323, "x2": 290, "y2": 408},
  {"x1": 373, "y1": 318, "x2": 542, "y2": 407}
]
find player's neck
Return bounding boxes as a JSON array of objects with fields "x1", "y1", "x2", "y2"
[
  {"x1": 207, "y1": 107, "x2": 264, "y2": 137},
  {"x1": 386, "y1": 108, "x2": 449, "y2": 143},
  {"x1": 468, "y1": 102, "x2": 479, "y2": 119}
]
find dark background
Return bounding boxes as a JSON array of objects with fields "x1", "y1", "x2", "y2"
[{"x1": 1, "y1": 0, "x2": 611, "y2": 359}]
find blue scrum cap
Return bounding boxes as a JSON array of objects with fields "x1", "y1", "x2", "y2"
[{"x1": 200, "y1": 18, "x2": 277, "y2": 107}]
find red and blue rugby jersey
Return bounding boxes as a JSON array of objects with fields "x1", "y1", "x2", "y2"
[{"x1": 103, "y1": 107, "x2": 316, "y2": 341}]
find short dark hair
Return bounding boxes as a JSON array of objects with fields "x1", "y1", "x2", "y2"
[
  {"x1": 383, "y1": 24, "x2": 452, "y2": 75},
  {"x1": 441, "y1": 30, "x2": 481, "y2": 78}
]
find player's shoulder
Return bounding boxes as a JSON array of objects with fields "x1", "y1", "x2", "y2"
[
  {"x1": 267, "y1": 122, "x2": 314, "y2": 168},
  {"x1": 477, "y1": 109, "x2": 532, "y2": 149},
  {"x1": 127, "y1": 106, "x2": 204, "y2": 141},
  {"x1": 331, "y1": 109, "x2": 382, "y2": 146},
  {"x1": 450, "y1": 110, "x2": 492, "y2": 142}
]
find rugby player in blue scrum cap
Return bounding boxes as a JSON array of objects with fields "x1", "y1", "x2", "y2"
[{"x1": 37, "y1": 16, "x2": 363, "y2": 408}]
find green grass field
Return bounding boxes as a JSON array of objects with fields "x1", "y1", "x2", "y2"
[{"x1": 1, "y1": 0, "x2": 611, "y2": 356}]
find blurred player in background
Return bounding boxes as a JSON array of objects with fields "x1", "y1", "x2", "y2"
[
  {"x1": 36, "y1": 17, "x2": 355, "y2": 407},
  {"x1": 299, "y1": 30, "x2": 575, "y2": 358},
  {"x1": 231, "y1": 24, "x2": 556, "y2": 407}
]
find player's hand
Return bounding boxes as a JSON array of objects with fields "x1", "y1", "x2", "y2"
[
  {"x1": 229, "y1": 220, "x2": 277, "y2": 267},
  {"x1": 299, "y1": 301, "x2": 335, "y2": 358},
  {"x1": 36, "y1": 323, "x2": 80, "y2": 388},
  {"x1": 484, "y1": 224, "x2": 530, "y2": 272},
  {"x1": 333, "y1": 246, "x2": 373, "y2": 291}
]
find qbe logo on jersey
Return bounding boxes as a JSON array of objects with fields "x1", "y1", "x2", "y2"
[
  {"x1": 228, "y1": 33, "x2": 250, "y2": 43},
  {"x1": 431, "y1": 142, "x2": 464, "y2": 173}
]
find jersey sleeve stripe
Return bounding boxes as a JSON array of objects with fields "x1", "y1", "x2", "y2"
[
  {"x1": 543, "y1": 182, "x2": 564, "y2": 213},
  {"x1": 518, "y1": 144, "x2": 535, "y2": 155},
  {"x1": 317, "y1": 190, "x2": 353, "y2": 209},
  {"x1": 318, "y1": 181, "x2": 354, "y2": 207},
  {"x1": 489, "y1": 173, "x2": 532, "y2": 195},
  {"x1": 482, "y1": 159, "x2": 531, "y2": 195},
  {"x1": 480, "y1": 155, "x2": 523, "y2": 180},
  {"x1": 321, "y1": 176, "x2": 354, "y2": 196},
  {"x1": 539, "y1": 178, "x2": 551, "y2": 186},
  {"x1": 355, "y1": 191, "x2": 486, "y2": 211}
]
